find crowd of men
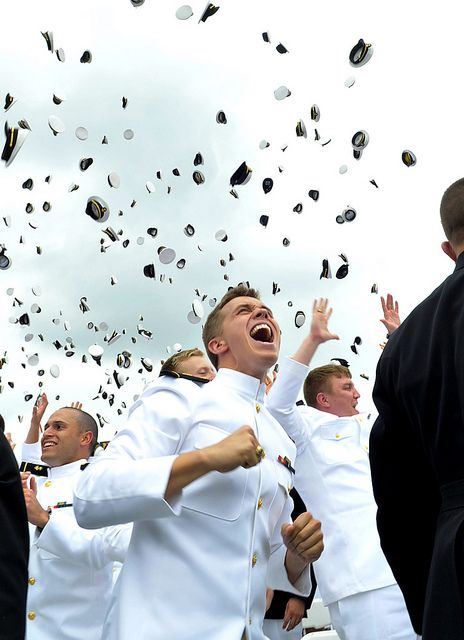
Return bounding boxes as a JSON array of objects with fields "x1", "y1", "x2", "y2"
[{"x1": 2, "y1": 176, "x2": 464, "y2": 639}]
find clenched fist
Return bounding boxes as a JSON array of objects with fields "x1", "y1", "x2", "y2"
[
  {"x1": 282, "y1": 511, "x2": 324, "y2": 564},
  {"x1": 203, "y1": 425, "x2": 263, "y2": 473}
]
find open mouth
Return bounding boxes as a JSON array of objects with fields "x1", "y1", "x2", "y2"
[
  {"x1": 42, "y1": 441, "x2": 57, "y2": 449},
  {"x1": 249, "y1": 323, "x2": 274, "y2": 343}
]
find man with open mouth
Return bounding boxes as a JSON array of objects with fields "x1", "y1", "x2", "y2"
[
  {"x1": 74, "y1": 283, "x2": 323, "y2": 640},
  {"x1": 20, "y1": 398, "x2": 131, "y2": 640}
]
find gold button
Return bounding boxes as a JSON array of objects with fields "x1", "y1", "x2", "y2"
[
  {"x1": 44, "y1": 480, "x2": 52, "y2": 487},
  {"x1": 335, "y1": 434, "x2": 340, "y2": 439},
  {"x1": 28, "y1": 577, "x2": 36, "y2": 586},
  {"x1": 288, "y1": 484, "x2": 292, "y2": 493},
  {"x1": 255, "y1": 403, "x2": 261, "y2": 413},
  {"x1": 257, "y1": 498, "x2": 263, "y2": 510},
  {"x1": 28, "y1": 612, "x2": 36, "y2": 621},
  {"x1": 363, "y1": 444, "x2": 369, "y2": 451},
  {"x1": 252, "y1": 553, "x2": 257, "y2": 567}
]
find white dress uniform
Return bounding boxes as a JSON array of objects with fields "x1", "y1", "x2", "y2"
[
  {"x1": 22, "y1": 443, "x2": 131, "y2": 640},
  {"x1": 266, "y1": 358, "x2": 417, "y2": 640},
  {"x1": 74, "y1": 369, "x2": 311, "y2": 640}
]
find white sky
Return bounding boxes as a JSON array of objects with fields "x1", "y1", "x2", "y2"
[{"x1": 1, "y1": 0, "x2": 461, "y2": 442}]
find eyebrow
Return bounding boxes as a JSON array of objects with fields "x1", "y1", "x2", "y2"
[
  {"x1": 45, "y1": 420, "x2": 67, "y2": 428},
  {"x1": 235, "y1": 303, "x2": 273, "y2": 316}
]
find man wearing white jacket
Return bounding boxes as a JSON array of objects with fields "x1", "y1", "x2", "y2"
[
  {"x1": 266, "y1": 298, "x2": 417, "y2": 640},
  {"x1": 74, "y1": 284, "x2": 323, "y2": 640},
  {"x1": 21, "y1": 403, "x2": 131, "y2": 640}
]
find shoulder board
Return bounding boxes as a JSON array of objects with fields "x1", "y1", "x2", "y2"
[
  {"x1": 158, "y1": 370, "x2": 210, "y2": 385},
  {"x1": 20, "y1": 461, "x2": 49, "y2": 477}
]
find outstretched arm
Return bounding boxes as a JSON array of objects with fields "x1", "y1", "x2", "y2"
[
  {"x1": 380, "y1": 293, "x2": 401, "y2": 336},
  {"x1": 292, "y1": 298, "x2": 339, "y2": 366},
  {"x1": 267, "y1": 299, "x2": 338, "y2": 449},
  {"x1": 25, "y1": 393, "x2": 48, "y2": 444}
]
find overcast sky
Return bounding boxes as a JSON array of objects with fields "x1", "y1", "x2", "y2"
[{"x1": 1, "y1": 0, "x2": 462, "y2": 442}]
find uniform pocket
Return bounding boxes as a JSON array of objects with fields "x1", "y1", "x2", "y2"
[
  {"x1": 320, "y1": 421, "x2": 361, "y2": 465},
  {"x1": 181, "y1": 423, "x2": 249, "y2": 521}
]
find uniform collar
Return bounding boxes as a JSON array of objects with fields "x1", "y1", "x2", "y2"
[
  {"x1": 302, "y1": 405, "x2": 370, "y2": 424},
  {"x1": 213, "y1": 368, "x2": 266, "y2": 403},
  {"x1": 49, "y1": 458, "x2": 88, "y2": 478}
]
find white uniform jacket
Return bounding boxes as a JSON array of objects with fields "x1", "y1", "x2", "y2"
[
  {"x1": 74, "y1": 368, "x2": 311, "y2": 640},
  {"x1": 23, "y1": 443, "x2": 131, "y2": 640},
  {"x1": 266, "y1": 358, "x2": 396, "y2": 606}
]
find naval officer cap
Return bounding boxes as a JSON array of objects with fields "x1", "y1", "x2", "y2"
[
  {"x1": 349, "y1": 38, "x2": 373, "y2": 67},
  {"x1": 230, "y1": 161, "x2": 252, "y2": 186},
  {"x1": 402, "y1": 150, "x2": 417, "y2": 167},
  {"x1": 2, "y1": 122, "x2": 29, "y2": 166},
  {"x1": 86, "y1": 196, "x2": 109, "y2": 223}
]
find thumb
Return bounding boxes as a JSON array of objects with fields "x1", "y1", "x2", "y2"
[
  {"x1": 281, "y1": 522, "x2": 293, "y2": 540},
  {"x1": 379, "y1": 319, "x2": 388, "y2": 329}
]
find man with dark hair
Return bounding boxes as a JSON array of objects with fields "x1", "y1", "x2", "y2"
[
  {"x1": 75, "y1": 284, "x2": 323, "y2": 640},
  {"x1": 0, "y1": 416, "x2": 29, "y2": 640},
  {"x1": 160, "y1": 347, "x2": 216, "y2": 380},
  {"x1": 370, "y1": 177, "x2": 464, "y2": 639},
  {"x1": 267, "y1": 298, "x2": 417, "y2": 640},
  {"x1": 20, "y1": 395, "x2": 130, "y2": 640}
]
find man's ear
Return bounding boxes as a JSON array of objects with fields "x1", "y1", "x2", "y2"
[
  {"x1": 81, "y1": 431, "x2": 93, "y2": 448},
  {"x1": 315, "y1": 391, "x2": 329, "y2": 409},
  {"x1": 208, "y1": 337, "x2": 228, "y2": 358},
  {"x1": 441, "y1": 240, "x2": 457, "y2": 263}
]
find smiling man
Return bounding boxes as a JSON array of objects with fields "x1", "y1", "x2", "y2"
[
  {"x1": 20, "y1": 403, "x2": 130, "y2": 640},
  {"x1": 74, "y1": 284, "x2": 323, "y2": 640}
]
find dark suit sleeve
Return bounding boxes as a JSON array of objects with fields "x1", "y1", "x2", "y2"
[
  {"x1": 0, "y1": 431, "x2": 29, "y2": 640},
  {"x1": 370, "y1": 361, "x2": 440, "y2": 636}
]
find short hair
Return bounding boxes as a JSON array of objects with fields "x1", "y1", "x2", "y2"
[
  {"x1": 61, "y1": 407, "x2": 99, "y2": 456},
  {"x1": 440, "y1": 178, "x2": 464, "y2": 247},
  {"x1": 0, "y1": 413, "x2": 4, "y2": 432},
  {"x1": 303, "y1": 364, "x2": 352, "y2": 408},
  {"x1": 202, "y1": 284, "x2": 260, "y2": 369},
  {"x1": 160, "y1": 348, "x2": 206, "y2": 375}
]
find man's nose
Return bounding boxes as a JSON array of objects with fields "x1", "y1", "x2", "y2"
[
  {"x1": 255, "y1": 307, "x2": 270, "y2": 319},
  {"x1": 353, "y1": 388, "x2": 360, "y2": 399}
]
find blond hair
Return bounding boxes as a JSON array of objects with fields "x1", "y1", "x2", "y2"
[{"x1": 303, "y1": 364, "x2": 351, "y2": 408}]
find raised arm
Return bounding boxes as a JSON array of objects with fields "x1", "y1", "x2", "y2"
[
  {"x1": 380, "y1": 293, "x2": 401, "y2": 336},
  {"x1": 24, "y1": 393, "x2": 48, "y2": 444},
  {"x1": 267, "y1": 299, "x2": 338, "y2": 449}
]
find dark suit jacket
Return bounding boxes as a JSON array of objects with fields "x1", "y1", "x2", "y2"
[
  {"x1": 370, "y1": 251, "x2": 464, "y2": 639},
  {"x1": 0, "y1": 431, "x2": 29, "y2": 640}
]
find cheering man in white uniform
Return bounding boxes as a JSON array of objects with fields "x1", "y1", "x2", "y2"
[
  {"x1": 266, "y1": 298, "x2": 418, "y2": 640},
  {"x1": 74, "y1": 284, "x2": 323, "y2": 640},
  {"x1": 21, "y1": 403, "x2": 131, "y2": 640}
]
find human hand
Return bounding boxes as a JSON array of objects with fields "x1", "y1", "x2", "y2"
[
  {"x1": 310, "y1": 299, "x2": 339, "y2": 345},
  {"x1": 380, "y1": 293, "x2": 401, "y2": 335},
  {"x1": 282, "y1": 597, "x2": 306, "y2": 631},
  {"x1": 264, "y1": 370, "x2": 277, "y2": 395},
  {"x1": 265, "y1": 588, "x2": 274, "y2": 612},
  {"x1": 282, "y1": 511, "x2": 324, "y2": 564},
  {"x1": 5, "y1": 431, "x2": 16, "y2": 450},
  {"x1": 31, "y1": 392, "x2": 48, "y2": 433},
  {"x1": 22, "y1": 473, "x2": 49, "y2": 528},
  {"x1": 203, "y1": 426, "x2": 263, "y2": 473},
  {"x1": 70, "y1": 401, "x2": 83, "y2": 410}
]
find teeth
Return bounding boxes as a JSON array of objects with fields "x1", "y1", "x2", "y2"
[
  {"x1": 43, "y1": 442, "x2": 55, "y2": 448},
  {"x1": 250, "y1": 323, "x2": 272, "y2": 341}
]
